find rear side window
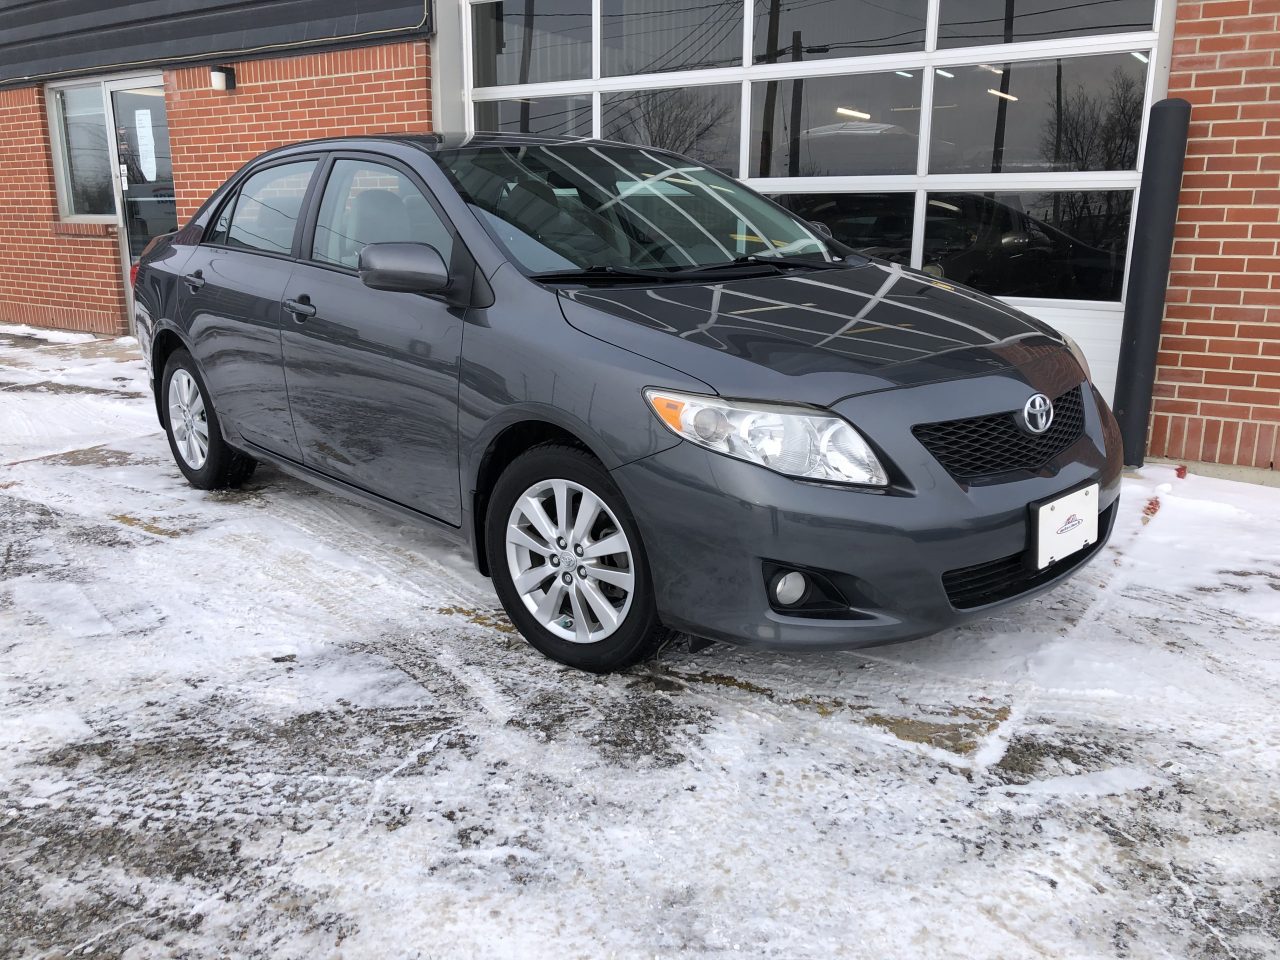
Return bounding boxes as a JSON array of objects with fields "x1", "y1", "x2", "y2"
[
  {"x1": 214, "y1": 160, "x2": 317, "y2": 254},
  {"x1": 311, "y1": 158, "x2": 453, "y2": 269}
]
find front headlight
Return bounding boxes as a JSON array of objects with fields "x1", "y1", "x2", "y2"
[
  {"x1": 1061, "y1": 333, "x2": 1092, "y2": 381},
  {"x1": 644, "y1": 389, "x2": 889, "y2": 486}
]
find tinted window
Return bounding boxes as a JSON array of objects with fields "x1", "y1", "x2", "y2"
[
  {"x1": 602, "y1": 0, "x2": 743, "y2": 76},
  {"x1": 777, "y1": 193, "x2": 916, "y2": 265},
  {"x1": 752, "y1": 0, "x2": 927, "y2": 63},
  {"x1": 602, "y1": 85, "x2": 741, "y2": 174},
  {"x1": 475, "y1": 96, "x2": 593, "y2": 136},
  {"x1": 311, "y1": 159, "x2": 453, "y2": 270},
  {"x1": 929, "y1": 54, "x2": 1146, "y2": 174},
  {"x1": 472, "y1": 0, "x2": 591, "y2": 86},
  {"x1": 751, "y1": 71, "x2": 923, "y2": 177},
  {"x1": 938, "y1": 0, "x2": 1155, "y2": 47},
  {"x1": 220, "y1": 160, "x2": 316, "y2": 254},
  {"x1": 923, "y1": 191, "x2": 1131, "y2": 300}
]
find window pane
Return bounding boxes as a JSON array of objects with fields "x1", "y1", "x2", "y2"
[
  {"x1": 471, "y1": 0, "x2": 592, "y2": 87},
  {"x1": 924, "y1": 191, "x2": 1131, "y2": 300},
  {"x1": 54, "y1": 86, "x2": 113, "y2": 216},
  {"x1": 225, "y1": 160, "x2": 316, "y2": 255},
  {"x1": 937, "y1": 0, "x2": 1155, "y2": 48},
  {"x1": 929, "y1": 54, "x2": 1146, "y2": 174},
  {"x1": 776, "y1": 193, "x2": 915, "y2": 265},
  {"x1": 603, "y1": 86, "x2": 740, "y2": 174},
  {"x1": 602, "y1": 0, "x2": 743, "y2": 76},
  {"x1": 752, "y1": 0, "x2": 927, "y2": 64},
  {"x1": 475, "y1": 96, "x2": 593, "y2": 137},
  {"x1": 750, "y1": 71, "x2": 923, "y2": 177},
  {"x1": 312, "y1": 159, "x2": 453, "y2": 269}
]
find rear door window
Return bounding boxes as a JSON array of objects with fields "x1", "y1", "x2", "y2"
[
  {"x1": 310, "y1": 158, "x2": 454, "y2": 269},
  {"x1": 217, "y1": 160, "x2": 317, "y2": 255}
]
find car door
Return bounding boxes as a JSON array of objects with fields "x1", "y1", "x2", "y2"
[
  {"x1": 281, "y1": 153, "x2": 464, "y2": 524},
  {"x1": 178, "y1": 157, "x2": 320, "y2": 456}
]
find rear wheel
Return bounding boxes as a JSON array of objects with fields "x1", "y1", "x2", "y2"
[
  {"x1": 161, "y1": 348, "x2": 256, "y2": 490},
  {"x1": 486, "y1": 444, "x2": 671, "y2": 672}
]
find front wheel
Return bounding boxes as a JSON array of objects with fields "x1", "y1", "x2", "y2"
[
  {"x1": 161, "y1": 348, "x2": 256, "y2": 490},
  {"x1": 486, "y1": 444, "x2": 672, "y2": 672}
]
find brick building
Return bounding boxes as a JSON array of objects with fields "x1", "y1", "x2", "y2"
[
  {"x1": 1156, "y1": 0, "x2": 1280, "y2": 467},
  {"x1": 0, "y1": 0, "x2": 1277, "y2": 470}
]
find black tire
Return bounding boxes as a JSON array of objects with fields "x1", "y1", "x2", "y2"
[
  {"x1": 485, "y1": 443, "x2": 673, "y2": 673},
  {"x1": 161, "y1": 348, "x2": 257, "y2": 490}
]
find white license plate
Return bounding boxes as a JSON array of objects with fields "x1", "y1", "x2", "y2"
[{"x1": 1034, "y1": 483, "x2": 1099, "y2": 569}]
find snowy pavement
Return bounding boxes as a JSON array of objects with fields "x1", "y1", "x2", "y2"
[{"x1": 1, "y1": 323, "x2": 1278, "y2": 960}]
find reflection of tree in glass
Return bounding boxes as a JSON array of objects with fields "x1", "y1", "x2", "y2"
[
  {"x1": 1040, "y1": 67, "x2": 1141, "y2": 173},
  {"x1": 1035, "y1": 66, "x2": 1139, "y2": 289},
  {"x1": 67, "y1": 120, "x2": 114, "y2": 214},
  {"x1": 605, "y1": 89, "x2": 733, "y2": 167}
]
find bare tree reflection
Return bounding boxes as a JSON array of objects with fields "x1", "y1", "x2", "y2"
[
  {"x1": 1038, "y1": 66, "x2": 1140, "y2": 260},
  {"x1": 1041, "y1": 67, "x2": 1142, "y2": 172},
  {"x1": 604, "y1": 88, "x2": 735, "y2": 168}
]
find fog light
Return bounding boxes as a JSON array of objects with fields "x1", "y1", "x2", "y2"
[{"x1": 773, "y1": 571, "x2": 807, "y2": 606}]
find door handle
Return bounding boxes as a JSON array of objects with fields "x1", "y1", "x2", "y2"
[
  {"x1": 182, "y1": 270, "x2": 205, "y2": 291},
  {"x1": 284, "y1": 296, "x2": 316, "y2": 320}
]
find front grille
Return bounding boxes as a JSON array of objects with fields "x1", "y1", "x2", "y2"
[
  {"x1": 942, "y1": 502, "x2": 1115, "y2": 610},
  {"x1": 912, "y1": 386, "x2": 1087, "y2": 483}
]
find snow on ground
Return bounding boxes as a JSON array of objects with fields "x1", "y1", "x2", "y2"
[{"x1": 1, "y1": 323, "x2": 1278, "y2": 959}]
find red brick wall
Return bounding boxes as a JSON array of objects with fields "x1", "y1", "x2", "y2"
[
  {"x1": 166, "y1": 40, "x2": 433, "y2": 219},
  {"x1": 1155, "y1": 0, "x2": 1280, "y2": 469},
  {"x1": 0, "y1": 87, "x2": 127, "y2": 336}
]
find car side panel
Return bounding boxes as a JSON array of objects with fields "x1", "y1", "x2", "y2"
[
  {"x1": 454, "y1": 264, "x2": 719, "y2": 554},
  {"x1": 177, "y1": 247, "x2": 299, "y2": 456},
  {"x1": 281, "y1": 261, "x2": 465, "y2": 524}
]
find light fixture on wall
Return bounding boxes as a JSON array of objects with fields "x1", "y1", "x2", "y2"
[
  {"x1": 836, "y1": 106, "x2": 871, "y2": 120},
  {"x1": 210, "y1": 66, "x2": 236, "y2": 91}
]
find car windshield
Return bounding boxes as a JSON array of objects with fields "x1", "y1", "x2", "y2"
[{"x1": 432, "y1": 142, "x2": 838, "y2": 275}]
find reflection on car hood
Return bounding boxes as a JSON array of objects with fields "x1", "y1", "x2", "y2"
[{"x1": 559, "y1": 260, "x2": 1069, "y2": 406}]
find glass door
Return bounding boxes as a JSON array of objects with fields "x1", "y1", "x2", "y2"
[{"x1": 106, "y1": 82, "x2": 177, "y2": 262}]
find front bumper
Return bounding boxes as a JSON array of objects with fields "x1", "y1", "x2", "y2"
[{"x1": 611, "y1": 373, "x2": 1123, "y2": 650}]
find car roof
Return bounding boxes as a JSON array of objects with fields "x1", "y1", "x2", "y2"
[{"x1": 262, "y1": 131, "x2": 627, "y2": 156}]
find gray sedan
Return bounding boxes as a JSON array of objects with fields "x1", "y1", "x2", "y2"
[{"x1": 133, "y1": 133, "x2": 1121, "y2": 672}]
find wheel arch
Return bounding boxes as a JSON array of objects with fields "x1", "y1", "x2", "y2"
[
  {"x1": 469, "y1": 417, "x2": 605, "y2": 577},
  {"x1": 150, "y1": 326, "x2": 190, "y2": 426}
]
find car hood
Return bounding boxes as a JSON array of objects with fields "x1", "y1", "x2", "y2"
[{"x1": 558, "y1": 260, "x2": 1073, "y2": 406}]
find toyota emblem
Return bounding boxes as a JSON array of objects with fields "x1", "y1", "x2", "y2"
[{"x1": 1021, "y1": 393, "x2": 1054, "y2": 434}]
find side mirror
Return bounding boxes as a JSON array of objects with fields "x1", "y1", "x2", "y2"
[
  {"x1": 358, "y1": 242, "x2": 450, "y2": 294},
  {"x1": 808, "y1": 219, "x2": 833, "y2": 239},
  {"x1": 1001, "y1": 231, "x2": 1032, "y2": 249}
]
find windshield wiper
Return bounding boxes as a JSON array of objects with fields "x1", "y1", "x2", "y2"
[
  {"x1": 530, "y1": 265, "x2": 684, "y2": 284},
  {"x1": 531, "y1": 255, "x2": 857, "y2": 285},
  {"x1": 669, "y1": 254, "x2": 854, "y2": 276}
]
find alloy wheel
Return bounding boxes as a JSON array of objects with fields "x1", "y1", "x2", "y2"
[
  {"x1": 504, "y1": 479, "x2": 635, "y2": 644},
  {"x1": 167, "y1": 368, "x2": 209, "y2": 470}
]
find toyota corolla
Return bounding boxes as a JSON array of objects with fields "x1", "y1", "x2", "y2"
[{"x1": 133, "y1": 133, "x2": 1122, "y2": 673}]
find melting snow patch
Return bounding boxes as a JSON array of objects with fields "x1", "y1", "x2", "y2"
[
  {"x1": 0, "y1": 709, "x2": 94, "y2": 748},
  {"x1": 999, "y1": 766, "x2": 1159, "y2": 797}
]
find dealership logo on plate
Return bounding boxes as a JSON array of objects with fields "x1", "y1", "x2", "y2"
[
  {"x1": 1021, "y1": 393, "x2": 1054, "y2": 434},
  {"x1": 1056, "y1": 513, "x2": 1084, "y2": 536}
]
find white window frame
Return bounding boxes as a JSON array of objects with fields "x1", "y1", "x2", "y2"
[
  {"x1": 46, "y1": 71, "x2": 165, "y2": 224},
  {"x1": 45, "y1": 78, "x2": 119, "y2": 223}
]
